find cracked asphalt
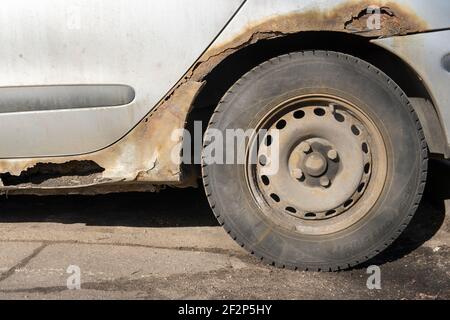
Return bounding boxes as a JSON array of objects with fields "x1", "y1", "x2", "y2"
[{"x1": 0, "y1": 160, "x2": 448, "y2": 300}]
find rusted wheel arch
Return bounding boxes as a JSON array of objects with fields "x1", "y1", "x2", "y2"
[{"x1": 187, "y1": 31, "x2": 444, "y2": 166}]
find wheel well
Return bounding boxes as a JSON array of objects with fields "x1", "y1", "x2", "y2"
[{"x1": 189, "y1": 31, "x2": 447, "y2": 156}]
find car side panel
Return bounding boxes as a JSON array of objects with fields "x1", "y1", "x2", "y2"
[
  {"x1": 0, "y1": 0, "x2": 244, "y2": 158},
  {"x1": 373, "y1": 31, "x2": 450, "y2": 151},
  {"x1": 1, "y1": 0, "x2": 449, "y2": 193}
]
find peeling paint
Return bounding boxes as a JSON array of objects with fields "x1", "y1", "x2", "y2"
[
  {"x1": 0, "y1": 81, "x2": 204, "y2": 194},
  {"x1": 189, "y1": 0, "x2": 428, "y2": 82}
]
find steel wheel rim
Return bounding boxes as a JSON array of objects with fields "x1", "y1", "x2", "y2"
[{"x1": 246, "y1": 94, "x2": 388, "y2": 236}]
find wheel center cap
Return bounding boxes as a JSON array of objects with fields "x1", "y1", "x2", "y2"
[{"x1": 304, "y1": 152, "x2": 328, "y2": 177}]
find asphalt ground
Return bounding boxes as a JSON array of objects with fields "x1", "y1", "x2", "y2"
[{"x1": 0, "y1": 160, "x2": 448, "y2": 299}]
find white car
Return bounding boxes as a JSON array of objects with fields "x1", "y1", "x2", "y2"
[{"x1": 1, "y1": 0, "x2": 450, "y2": 271}]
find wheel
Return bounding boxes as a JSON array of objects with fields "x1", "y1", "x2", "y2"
[{"x1": 202, "y1": 51, "x2": 428, "y2": 271}]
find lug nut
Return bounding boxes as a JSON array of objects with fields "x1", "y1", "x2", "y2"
[
  {"x1": 320, "y1": 177, "x2": 331, "y2": 188},
  {"x1": 327, "y1": 149, "x2": 338, "y2": 161},
  {"x1": 292, "y1": 169, "x2": 304, "y2": 180},
  {"x1": 299, "y1": 142, "x2": 311, "y2": 154}
]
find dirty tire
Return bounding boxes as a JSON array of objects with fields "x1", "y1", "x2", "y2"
[{"x1": 202, "y1": 51, "x2": 428, "y2": 271}]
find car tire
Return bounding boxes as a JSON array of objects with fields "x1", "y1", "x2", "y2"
[{"x1": 202, "y1": 51, "x2": 428, "y2": 271}]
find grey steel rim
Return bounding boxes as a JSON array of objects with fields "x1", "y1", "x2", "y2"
[{"x1": 246, "y1": 95, "x2": 387, "y2": 236}]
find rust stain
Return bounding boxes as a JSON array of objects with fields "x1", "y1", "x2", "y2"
[
  {"x1": 0, "y1": 81, "x2": 204, "y2": 193},
  {"x1": 0, "y1": 0, "x2": 429, "y2": 194},
  {"x1": 190, "y1": 0, "x2": 428, "y2": 82}
]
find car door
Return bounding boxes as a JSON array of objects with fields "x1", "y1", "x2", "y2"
[{"x1": 0, "y1": 0, "x2": 244, "y2": 158}]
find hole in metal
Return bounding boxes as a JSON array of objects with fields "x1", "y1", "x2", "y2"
[
  {"x1": 276, "y1": 120, "x2": 287, "y2": 130},
  {"x1": 334, "y1": 113, "x2": 345, "y2": 122},
  {"x1": 265, "y1": 135, "x2": 273, "y2": 147},
  {"x1": 293, "y1": 110, "x2": 305, "y2": 119},
  {"x1": 351, "y1": 125, "x2": 361, "y2": 136},
  {"x1": 286, "y1": 207, "x2": 297, "y2": 214},
  {"x1": 326, "y1": 210, "x2": 336, "y2": 216},
  {"x1": 261, "y1": 175, "x2": 270, "y2": 186},
  {"x1": 0, "y1": 161, "x2": 105, "y2": 186},
  {"x1": 344, "y1": 199, "x2": 354, "y2": 208},
  {"x1": 362, "y1": 143, "x2": 369, "y2": 154},
  {"x1": 270, "y1": 194, "x2": 281, "y2": 202},
  {"x1": 358, "y1": 183, "x2": 365, "y2": 193},
  {"x1": 314, "y1": 108, "x2": 326, "y2": 117}
]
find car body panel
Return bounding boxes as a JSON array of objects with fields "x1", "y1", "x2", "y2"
[
  {"x1": 211, "y1": 0, "x2": 450, "y2": 48},
  {"x1": 373, "y1": 31, "x2": 450, "y2": 149},
  {"x1": 0, "y1": 0, "x2": 244, "y2": 158},
  {"x1": 0, "y1": 0, "x2": 449, "y2": 194}
]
